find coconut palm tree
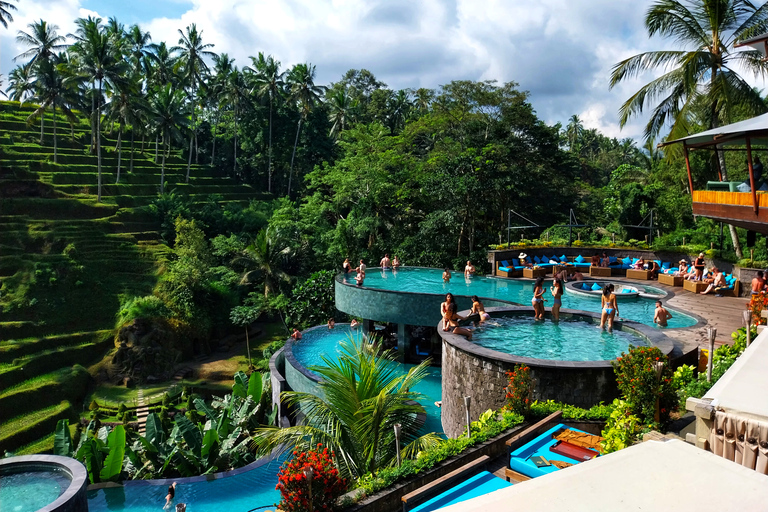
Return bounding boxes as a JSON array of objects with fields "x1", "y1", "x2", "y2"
[
  {"x1": 222, "y1": 67, "x2": 249, "y2": 175},
  {"x1": 126, "y1": 24, "x2": 152, "y2": 79},
  {"x1": 27, "y1": 56, "x2": 78, "y2": 162},
  {"x1": 106, "y1": 75, "x2": 145, "y2": 183},
  {"x1": 146, "y1": 41, "x2": 178, "y2": 89},
  {"x1": 69, "y1": 16, "x2": 129, "y2": 201},
  {"x1": 173, "y1": 23, "x2": 216, "y2": 180},
  {"x1": 286, "y1": 62, "x2": 325, "y2": 197},
  {"x1": 6, "y1": 64, "x2": 33, "y2": 101},
  {"x1": 565, "y1": 114, "x2": 583, "y2": 153},
  {"x1": 387, "y1": 89, "x2": 412, "y2": 134},
  {"x1": 328, "y1": 87, "x2": 358, "y2": 139},
  {"x1": 248, "y1": 52, "x2": 285, "y2": 192},
  {"x1": 0, "y1": 74, "x2": 6, "y2": 98},
  {"x1": 14, "y1": 20, "x2": 68, "y2": 67},
  {"x1": 207, "y1": 53, "x2": 234, "y2": 166},
  {"x1": 236, "y1": 227, "x2": 292, "y2": 298},
  {"x1": 148, "y1": 84, "x2": 189, "y2": 193},
  {"x1": 609, "y1": 0, "x2": 768, "y2": 257},
  {"x1": 253, "y1": 338, "x2": 441, "y2": 480},
  {"x1": 0, "y1": 0, "x2": 16, "y2": 29}
]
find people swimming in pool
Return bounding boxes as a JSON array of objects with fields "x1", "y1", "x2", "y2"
[
  {"x1": 532, "y1": 277, "x2": 545, "y2": 321},
  {"x1": 342, "y1": 257, "x2": 351, "y2": 274},
  {"x1": 350, "y1": 319, "x2": 359, "y2": 329},
  {"x1": 443, "y1": 267, "x2": 451, "y2": 282},
  {"x1": 470, "y1": 295, "x2": 491, "y2": 323},
  {"x1": 164, "y1": 482, "x2": 177, "y2": 510},
  {"x1": 380, "y1": 253, "x2": 391, "y2": 269},
  {"x1": 355, "y1": 270, "x2": 365, "y2": 286},
  {"x1": 599, "y1": 284, "x2": 619, "y2": 332},
  {"x1": 550, "y1": 277, "x2": 563, "y2": 322},
  {"x1": 393, "y1": 255, "x2": 401, "y2": 269},
  {"x1": 654, "y1": 300, "x2": 673, "y2": 327},
  {"x1": 464, "y1": 260, "x2": 476, "y2": 277}
]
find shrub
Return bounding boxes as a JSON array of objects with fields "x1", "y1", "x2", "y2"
[
  {"x1": 612, "y1": 346, "x2": 677, "y2": 428},
  {"x1": 600, "y1": 399, "x2": 641, "y2": 454},
  {"x1": 276, "y1": 444, "x2": 348, "y2": 512},
  {"x1": 529, "y1": 400, "x2": 612, "y2": 421},
  {"x1": 748, "y1": 295, "x2": 768, "y2": 325},
  {"x1": 504, "y1": 364, "x2": 531, "y2": 416}
]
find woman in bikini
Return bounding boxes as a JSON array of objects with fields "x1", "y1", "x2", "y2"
[
  {"x1": 532, "y1": 277, "x2": 545, "y2": 321},
  {"x1": 599, "y1": 284, "x2": 619, "y2": 332},
  {"x1": 470, "y1": 295, "x2": 491, "y2": 323},
  {"x1": 446, "y1": 303, "x2": 473, "y2": 339},
  {"x1": 550, "y1": 278, "x2": 563, "y2": 322},
  {"x1": 342, "y1": 258, "x2": 351, "y2": 274},
  {"x1": 441, "y1": 293, "x2": 455, "y2": 331}
]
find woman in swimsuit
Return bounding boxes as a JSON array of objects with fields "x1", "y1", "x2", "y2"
[
  {"x1": 532, "y1": 277, "x2": 545, "y2": 321},
  {"x1": 342, "y1": 258, "x2": 351, "y2": 274},
  {"x1": 392, "y1": 256, "x2": 401, "y2": 269},
  {"x1": 164, "y1": 482, "x2": 177, "y2": 510},
  {"x1": 445, "y1": 303, "x2": 473, "y2": 339},
  {"x1": 470, "y1": 295, "x2": 491, "y2": 323},
  {"x1": 599, "y1": 284, "x2": 619, "y2": 332},
  {"x1": 601, "y1": 252, "x2": 610, "y2": 268},
  {"x1": 694, "y1": 253, "x2": 706, "y2": 280},
  {"x1": 441, "y1": 293, "x2": 455, "y2": 331},
  {"x1": 550, "y1": 278, "x2": 563, "y2": 322}
]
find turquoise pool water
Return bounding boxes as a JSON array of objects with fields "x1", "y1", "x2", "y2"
[
  {"x1": 0, "y1": 470, "x2": 69, "y2": 512},
  {"x1": 471, "y1": 316, "x2": 646, "y2": 361},
  {"x1": 344, "y1": 267, "x2": 696, "y2": 328},
  {"x1": 87, "y1": 455, "x2": 286, "y2": 512},
  {"x1": 291, "y1": 326, "x2": 444, "y2": 435}
]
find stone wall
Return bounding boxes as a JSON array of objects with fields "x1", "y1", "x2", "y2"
[{"x1": 440, "y1": 340, "x2": 617, "y2": 438}]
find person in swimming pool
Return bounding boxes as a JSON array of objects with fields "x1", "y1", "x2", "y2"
[
  {"x1": 380, "y1": 253, "x2": 391, "y2": 269},
  {"x1": 464, "y1": 260, "x2": 476, "y2": 277},
  {"x1": 599, "y1": 284, "x2": 618, "y2": 332},
  {"x1": 342, "y1": 258, "x2": 351, "y2": 274},
  {"x1": 532, "y1": 277, "x2": 545, "y2": 321},
  {"x1": 470, "y1": 295, "x2": 491, "y2": 323},
  {"x1": 441, "y1": 293, "x2": 455, "y2": 331},
  {"x1": 654, "y1": 300, "x2": 673, "y2": 327},
  {"x1": 550, "y1": 277, "x2": 563, "y2": 322},
  {"x1": 392, "y1": 255, "x2": 401, "y2": 269},
  {"x1": 443, "y1": 267, "x2": 451, "y2": 282},
  {"x1": 164, "y1": 482, "x2": 177, "y2": 509}
]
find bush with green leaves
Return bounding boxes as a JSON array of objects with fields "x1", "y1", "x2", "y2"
[
  {"x1": 528, "y1": 400, "x2": 612, "y2": 421},
  {"x1": 612, "y1": 346, "x2": 677, "y2": 428},
  {"x1": 600, "y1": 399, "x2": 641, "y2": 454},
  {"x1": 286, "y1": 270, "x2": 339, "y2": 328}
]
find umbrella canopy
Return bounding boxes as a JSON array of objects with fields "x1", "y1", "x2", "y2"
[
  {"x1": 735, "y1": 32, "x2": 768, "y2": 59},
  {"x1": 659, "y1": 112, "x2": 768, "y2": 148}
]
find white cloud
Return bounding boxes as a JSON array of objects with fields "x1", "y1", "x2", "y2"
[{"x1": 3, "y1": 0, "x2": 768, "y2": 143}]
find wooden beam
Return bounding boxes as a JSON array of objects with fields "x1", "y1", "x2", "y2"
[
  {"x1": 747, "y1": 137, "x2": 759, "y2": 214},
  {"x1": 683, "y1": 144, "x2": 694, "y2": 195}
]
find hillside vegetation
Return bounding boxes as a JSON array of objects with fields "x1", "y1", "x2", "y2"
[{"x1": 0, "y1": 100, "x2": 264, "y2": 454}]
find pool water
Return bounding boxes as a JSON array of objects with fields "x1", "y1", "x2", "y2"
[
  {"x1": 87, "y1": 455, "x2": 286, "y2": 512},
  {"x1": 291, "y1": 326, "x2": 444, "y2": 434},
  {"x1": 344, "y1": 267, "x2": 696, "y2": 328},
  {"x1": 0, "y1": 470, "x2": 70, "y2": 512},
  {"x1": 471, "y1": 316, "x2": 646, "y2": 361}
]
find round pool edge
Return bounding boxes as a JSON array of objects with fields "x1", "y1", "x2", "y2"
[{"x1": 0, "y1": 454, "x2": 88, "y2": 512}]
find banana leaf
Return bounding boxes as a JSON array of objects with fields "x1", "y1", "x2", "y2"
[
  {"x1": 76, "y1": 439, "x2": 104, "y2": 484},
  {"x1": 201, "y1": 428, "x2": 219, "y2": 461},
  {"x1": 194, "y1": 397, "x2": 217, "y2": 419},
  {"x1": 232, "y1": 371, "x2": 248, "y2": 398},
  {"x1": 54, "y1": 419, "x2": 73, "y2": 457},
  {"x1": 247, "y1": 372, "x2": 263, "y2": 403},
  {"x1": 145, "y1": 413, "x2": 164, "y2": 446},
  {"x1": 99, "y1": 425, "x2": 126, "y2": 482},
  {"x1": 175, "y1": 414, "x2": 203, "y2": 458}
]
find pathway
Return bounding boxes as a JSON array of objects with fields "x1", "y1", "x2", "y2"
[{"x1": 136, "y1": 389, "x2": 148, "y2": 436}]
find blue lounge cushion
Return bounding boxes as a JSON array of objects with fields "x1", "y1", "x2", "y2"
[
  {"x1": 560, "y1": 255, "x2": 568, "y2": 262},
  {"x1": 582, "y1": 283, "x2": 591, "y2": 290},
  {"x1": 623, "y1": 257, "x2": 632, "y2": 267},
  {"x1": 575, "y1": 255, "x2": 585, "y2": 263},
  {"x1": 512, "y1": 259, "x2": 520, "y2": 267},
  {"x1": 661, "y1": 262, "x2": 670, "y2": 269},
  {"x1": 534, "y1": 256, "x2": 542, "y2": 264},
  {"x1": 541, "y1": 255, "x2": 549, "y2": 261},
  {"x1": 609, "y1": 256, "x2": 618, "y2": 264},
  {"x1": 499, "y1": 267, "x2": 510, "y2": 272},
  {"x1": 591, "y1": 283, "x2": 602, "y2": 291}
]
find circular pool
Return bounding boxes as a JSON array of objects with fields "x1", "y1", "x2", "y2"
[
  {"x1": 336, "y1": 267, "x2": 697, "y2": 328},
  {"x1": 438, "y1": 308, "x2": 674, "y2": 437},
  {"x1": 284, "y1": 325, "x2": 444, "y2": 435},
  {"x1": 0, "y1": 455, "x2": 88, "y2": 512}
]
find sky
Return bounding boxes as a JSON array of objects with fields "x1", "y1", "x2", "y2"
[{"x1": 2, "y1": 0, "x2": 767, "y2": 142}]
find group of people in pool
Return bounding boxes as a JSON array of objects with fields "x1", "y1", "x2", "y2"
[
  {"x1": 342, "y1": 254, "x2": 404, "y2": 286},
  {"x1": 443, "y1": 261, "x2": 477, "y2": 282},
  {"x1": 440, "y1": 293, "x2": 490, "y2": 340}
]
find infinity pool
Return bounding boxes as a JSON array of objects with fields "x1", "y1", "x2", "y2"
[
  {"x1": 471, "y1": 315, "x2": 646, "y2": 361},
  {"x1": 0, "y1": 469, "x2": 70, "y2": 512},
  {"x1": 291, "y1": 326, "x2": 444, "y2": 435},
  {"x1": 343, "y1": 267, "x2": 696, "y2": 328}
]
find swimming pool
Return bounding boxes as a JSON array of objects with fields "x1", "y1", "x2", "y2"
[
  {"x1": 471, "y1": 315, "x2": 646, "y2": 361},
  {"x1": 342, "y1": 267, "x2": 696, "y2": 328},
  {"x1": 87, "y1": 455, "x2": 286, "y2": 512},
  {"x1": 289, "y1": 326, "x2": 444, "y2": 435}
]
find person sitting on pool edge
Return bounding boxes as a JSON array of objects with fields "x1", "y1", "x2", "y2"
[
  {"x1": 654, "y1": 300, "x2": 673, "y2": 327},
  {"x1": 469, "y1": 295, "x2": 491, "y2": 323},
  {"x1": 290, "y1": 328, "x2": 302, "y2": 340},
  {"x1": 445, "y1": 306, "x2": 473, "y2": 340}
]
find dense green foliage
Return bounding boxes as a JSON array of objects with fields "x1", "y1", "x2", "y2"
[{"x1": 612, "y1": 346, "x2": 677, "y2": 428}]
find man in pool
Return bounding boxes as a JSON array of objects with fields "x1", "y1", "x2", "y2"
[
  {"x1": 752, "y1": 271, "x2": 765, "y2": 295},
  {"x1": 380, "y1": 253, "x2": 391, "y2": 269},
  {"x1": 464, "y1": 260, "x2": 476, "y2": 277},
  {"x1": 443, "y1": 267, "x2": 451, "y2": 282},
  {"x1": 654, "y1": 301, "x2": 673, "y2": 327},
  {"x1": 355, "y1": 259, "x2": 367, "y2": 275}
]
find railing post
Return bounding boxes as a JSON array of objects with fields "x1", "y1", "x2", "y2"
[{"x1": 746, "y1": 137, "x2": 759, "y2": 214}]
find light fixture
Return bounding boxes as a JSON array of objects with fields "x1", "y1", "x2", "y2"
[
  {"x1": 464, "y1": 396, "x2": 472, "y2": 439},
  {"x1": 394, "y1": 423, "x2": 402, "y2": 466}
]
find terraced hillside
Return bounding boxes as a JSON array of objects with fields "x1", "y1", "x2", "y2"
[{"x1": 0, "y1": 100, "x2": 266, "y2": 454}]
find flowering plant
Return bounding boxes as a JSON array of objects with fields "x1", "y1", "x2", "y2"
[
  {"x1": 612, "y1": 346, "x2": 677, "y2": 427},
  {"x1": 748, "y1": 294, "x2": 768, "y2": 325},
  {"x1": 504, "y1": 364, "x2": 531, "y2": 416},
  {"x1": 276, "y1": 444, "x2": 348, "y2": 512}
]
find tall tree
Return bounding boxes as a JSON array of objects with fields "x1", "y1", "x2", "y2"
[
  {"x1": 609, "y1": 0, "x2": 768, "y2": 258},
  {"x1": 173, "y1": 23, "x2": 216, "y2": 180},
  {"x1": 208, "y1": 53, "x2": 234, "y2": 166},
  {"x1": 566, "y1": 114, "x2": 584, "y2": 153},
  {"x1": 0, "y1": 0, "x2": 16, "y2": 29},
  {"x1": 148, "y1": 84, "x2": 189, "y2": 193},
  {"x1": 328, "y1": 87, "x2": 357, "y2": 139},
  {"x1": 222, "y1": 67, "x2": 248, "y2": 175},
  {"x1": 106, "y1": 75, "x2": 145, "y2": 183},
  {"x1": 14, "y1": 20, "x2": 68, "y2": 66},
  {"x1": 248, "y1": 52, "x2": 285, "y2": 193},
  {"x1": 286, "y1": 62, "x2": 325, "y2": 197},
  {"x1": 237, "y1": 227, "x2": 293, "y2": 298},
  {"x1": 27, "y1": 56, "x2": 78, "y2": 162},
  {"x1": 6, "y1": 64, "x2": 33, "y2": 101}
]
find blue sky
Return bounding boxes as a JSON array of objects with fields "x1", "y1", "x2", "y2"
[{"x1": 2, "y1": 0, "x2": 767, "y2": 142}]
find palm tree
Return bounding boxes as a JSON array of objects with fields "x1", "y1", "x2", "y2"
[
  {"x1": 148, "y1": 84, "x2": 189, "y2": 193},
  {"x1": 173, "y1": 23, "x2": 216, "y2": 180},
  {"x1": 222, "y1": 67, "x2": 248, "y2": 175},
  {"x1": 237, "y1": 227, "x2": 292, "y2": 298},
  {"x1": 0, "y1": 0, "x2": 16, "y2": 29},
  {"x1": 286, "y1": 62, "x2": 325, "y2": 197},
  {"x1": 0, "y1": 74, "x2": 6, "y2": 98},
  {"x1": 208, "y1": 53, "x2": 234, "y2": 166},
  {"x1": 387, "y1": 89, "x2": 412, "y2": 134},
  {"x1": 248, "y1": 52, "x2": 285, "y2": 192},
  {"x1": 6, "y1": 64, "x2": 33, "y2": 101},
  {"x1": 565, "y1": 114, "x2": 583, "y2": 153},
  {"x1": 609, "y1": 0, "x2": 768, "y2": 258},
  {"x1": 328, "y1": 87, "x2": 358, "y2": 139},
  {"x1": 126, "y1": 24, "x2": 152, "y2": 78},
  {"x1": 69, "y1": 16, "x2": 129, "y2": 202},
  {"x1": 106, "y1": 75, "x2": 145, "y2": 182},
  {"x1": 27, "y1": 56, "x2": 78, "y2": 162},
  {"x1": 253, "y1": 338, "x2": 441, "y2": 480},
  {"x1": 146, "y1": 41, "x2": 178, "y2": 89},
  {"x1": 15, "y1": 20, "x2": 68, "y2": 67}
]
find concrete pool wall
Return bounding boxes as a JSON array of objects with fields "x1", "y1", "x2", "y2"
[{"x1": 438, "y1": 307, "x2": 674, "y2": 438}]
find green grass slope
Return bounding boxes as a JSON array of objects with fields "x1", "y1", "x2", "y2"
[{"x1": 0, "y1": 100, "x2": 266, "y2": 454}]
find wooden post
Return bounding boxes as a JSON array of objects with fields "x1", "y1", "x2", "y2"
[
  {"x1": 683, "y1": 144, "x2": 694, "y2": 195},
  {"x1": 746, "y1": 138, "x2": 759, "y2": 214}
]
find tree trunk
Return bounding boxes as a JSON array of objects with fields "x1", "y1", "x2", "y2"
[
  {"x1": 97, "y1": 81, "x2": 102, "y2": 203},
  {"x1": 160, "y1": 132, "x2": 167, "y2": 193},
  {"x1": 186, "y1": 134, "x2": 193, "y2": 182},
  {"x1": 154, "y1": 134, "x2": 158, "y2": 162},
  {"x1": 40, "y1": 107, "x2": 45, "y2": 145},
  {"x1": 195, "y1": 131, "x2": 198, "y2": 164},
  {"x1": 233, "y1": 112, "x2": 238, "y2": 174},
  {"x1": 141, "y1": 134, "x2": 145, "y2": 154},
  {"x1": 713, "y1": 133, "x2": 743, "y2": 259},
  {"x1": 288, "y1": 117, "x2": 302, "y2": 197},
  {"x1": 52, "y1": 104, "x2": 57, "y2": 163},
  {"x1": 129, "y1": 129, "x2": 135, "y2": 173},
  {"x1": 115, "y1": 125, "x2": 123, "y2": 184},
  {"x1": 90, "y1": 81, "x2": 96, "y2": 152},
  {"x1": 211, "y1": 111, "x2": 219, "y2": 165},
  {"x1": 268, "y1": 96, "x2": 273, "y2": 193}
]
